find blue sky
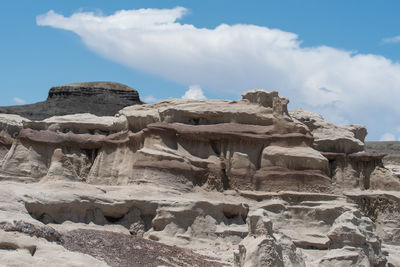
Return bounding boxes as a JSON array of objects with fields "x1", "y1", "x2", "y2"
[{"x1": 1, "y1": 1, "x2": 400, "y2": 141}]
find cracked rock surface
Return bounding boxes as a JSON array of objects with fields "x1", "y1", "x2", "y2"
[{"x1": 0, "y1": 86, "x2": 399, "y2": 266}]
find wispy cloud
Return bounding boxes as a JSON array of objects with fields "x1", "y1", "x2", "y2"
[
  {"x1": 37, "y1": 8, "x2": 400, "y2": 138},
  {"x1": 13, "y1": 97, "x2": 26, "y2": 105},
  {"x1": 381, "y1": 35, "x2": 400, "y2": 44},
  {"x1": 143, "y1": 95, "x2": 158, "y2": 103},
  {"x1": 182, "y1": 85, "x2": 206, "y2": 100}
]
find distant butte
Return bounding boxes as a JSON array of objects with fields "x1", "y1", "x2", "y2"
[{"x1": 0, "y1": 82, "x2": 142, "y2": 120}]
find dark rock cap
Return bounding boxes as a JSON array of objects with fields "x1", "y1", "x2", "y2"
[
  {"x1": 50, "y1": 81, "x2": 136, "y2": 92},
  {"x1": 0, "y1": 81, "x2": 143, "y2": 120}
]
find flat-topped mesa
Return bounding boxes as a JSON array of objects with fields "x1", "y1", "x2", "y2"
[
  {"x1": 0, "y1": 81, "x2": 142, "y2": 120},
  {"x1": 48, "y1": 82, "x2": 140, "y2": 102}
]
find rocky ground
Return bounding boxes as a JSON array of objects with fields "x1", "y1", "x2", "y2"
[{"x1": 0, "y1": 82, "x2": 399, "y2": 266}]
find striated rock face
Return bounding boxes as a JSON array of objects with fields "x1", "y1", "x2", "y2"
[
  {"x1": 0, "y1": 86, "x2": 399, "y2": 266},
  {"x1": 0, "y1": 82, "x2": 142, "y2": 120},
  {"x1": 289, "y1": 109, "x2": 390, "y2": 193},
  {"x1": 290, "y1": 109, "x2": 366, "y2": 154},
  {"x1": 1, "y1": 90, "x2": 333, "y2": 192}
]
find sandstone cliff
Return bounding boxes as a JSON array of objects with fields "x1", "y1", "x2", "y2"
[{"x1": 0, "y1": 85, "x2": 399, "y2": 266}]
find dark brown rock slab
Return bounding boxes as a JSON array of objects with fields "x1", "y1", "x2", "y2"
[{"x1": 18, "y1": 129, "x2": 129, "y2": 149}]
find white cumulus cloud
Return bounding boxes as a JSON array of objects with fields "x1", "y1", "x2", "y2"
[
  {"x1": 36, "y1": 7, "x2": 400, "y2": 139},
  {"x1": 13, "y1": 97, "x2": 26, "y2": 105},
  {"x1": 182, "y1": 85, "x2": 206, "y2": 100}
]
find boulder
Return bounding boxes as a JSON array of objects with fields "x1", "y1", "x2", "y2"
[
  {"x1": 234, "y1": 209, "x2": 284, "y2": 267},
  {"x1": 290, "y1": 109, "x2": 365, "y2": 153},
  {"x1": 260, "y1": 145, "x2": 329, "y2": 172},
  {"x1": 326, "y1": 210, "x2": 386, "y2": 266},
  {"x1": 234, "y1": 208, "x2": 305, "y2": 267},
  {"x1": 369, "y1": 167, "x2": 400, "y2": 191}
]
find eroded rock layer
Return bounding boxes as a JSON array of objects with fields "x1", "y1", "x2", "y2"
[
  {"x1": 0, "y1": 87, "x2": 399, "y2": 266},
  {"x1": 0, "y1": 90, "x2": 335, "y2": 193}
]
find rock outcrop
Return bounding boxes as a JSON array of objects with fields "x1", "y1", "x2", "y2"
[
  {"x1": 290, "y1": 109, "x2": 366, "y2": 153},
  {"x1": 0, "y1": 86, "x2": 399, "y2": 266},
  {"x1": 366, "y1": 141, "x2": 400, "y2": 179},
  {"x1": 290, "y1": 109, "x2": 390, "y2": 192},
  {"x1": 0, "y1": 82, "x2": 142, "y2": 120},
  {"x1": 0, "y1": 91, "x2": 334, "y2": 193}
]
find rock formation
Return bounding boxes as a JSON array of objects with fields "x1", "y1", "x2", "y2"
[
  {"x1": 0, "y1": 85, "x2": 399, "y2": 266},
  {"x1": 366, "y1": 141, "x2": 400, "y2": 179},
  {"x1": 0, "y1": 82, "x2": 142, "y2": 120}
]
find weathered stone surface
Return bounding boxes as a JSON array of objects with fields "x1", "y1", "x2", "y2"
[
  {"x1": 241, "y1": 89, "x2": 289, "y2": 115},
  {"x1": 116, "y1": 92, "x2": 329, "y2": 192},
  {"x1": 386, "y1": 164, "x2": 400, "y2": 178},
  {"x1": 119, "y1": 97, "x2": 295, "y2": 131},
  {"x1": 321, "y1": 152, "x2": 388, "y2": 193},
  {"x1": 0, "y1": 130, "x2": 131, "y2": 182},
  {"x1": 0, "y1": 178, "x2": 396, "y2": 266},
  {"x1": 0, "y1": 82, "x2": 142, "y2": 120},
  {"x1": 290, "y1": 109, "x2": 365, "y2": 153},
  {"x1": 24, "y1": 113, "x2": 128, "y2": 134},
  {"x1": 0, "y1": 114, "x2": 30, "y2": 159},
  {"x1": 0, "y1": 87, "x2": 398, "y2": 266},
  {"x1": 366, "y1": 141, "x2": 400, "y2": 180},
  {"x1": 0, "y1": 228, "x2": 108, "y2": 267},
  {"x1": 370, "y1": 167, "x2": 400, "y2": 191},
  {"x1": 0, "y1": 114, "x2": 30, "y2": 138},
  {"x1": 44, "y1": 148, "x2": 86, "y2": 182},
  {"x1": 235, "y1": 236, "x2": 284, "y2": 267},
  {"x1": 346, "y1": 191, "x2": 400, "y2": 243},
  {"x1": 260, "y1": 145, "x2": 329, "y2": 172},
  {"x1": 1, "y1": 90, "x2": 333, "y2": 193}
]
